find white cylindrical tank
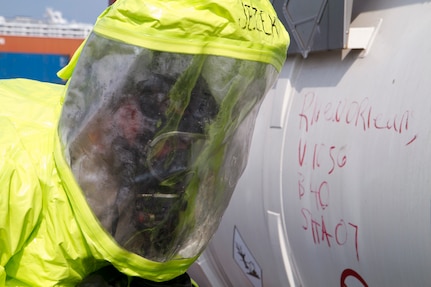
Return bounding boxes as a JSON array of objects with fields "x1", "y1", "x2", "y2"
[{"x1": 189, "y1": 0, "x2": 431, "y2": 286}]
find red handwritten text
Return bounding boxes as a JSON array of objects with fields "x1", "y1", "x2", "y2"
[
  {"x1": 298, "y1": 139, "x2": 347, "y2": 175},
  {"x1": 298, "y1": 172, "x2": 329, "y2": 211},
  {"x1": 301, "y1": 208, "x2": 359, "y2": 261},
  {"x1": 298, "y1": 92, "x2": 412, "y2": 135}
]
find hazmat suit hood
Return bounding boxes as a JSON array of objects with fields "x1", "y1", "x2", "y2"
[{"x1": 57, "y1": 0, "x2": 289, "y2": 281}]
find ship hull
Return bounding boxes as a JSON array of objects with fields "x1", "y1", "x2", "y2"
[{"x1": 0, "y1": 35, "x2": 85, "y2": 83}]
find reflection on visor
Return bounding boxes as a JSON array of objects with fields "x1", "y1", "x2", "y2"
[
  {"x1": 123, "y1": 132, "x2": 206, "y2": 260},
  {"x1": 111, "y1": 64, "x2": 217, "y2": 260},
  {"x1": 146, "y1": 131, "x2": 206, "y2": 183},
  {"x1": 114, "y1": 90, "x2": 215, "y2": 260}
]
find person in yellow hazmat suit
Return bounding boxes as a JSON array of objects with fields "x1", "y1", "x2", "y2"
[{"x1": 0, "y1": 0, "x2": 289, "y2": 286}]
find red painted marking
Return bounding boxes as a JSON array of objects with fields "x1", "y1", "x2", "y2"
[
  {"x1": 405, "y1": 134, "x2": 417, "y2": 146},
  {"x1": 340, "y1": 269, "x2": 368, "y2": 287}
]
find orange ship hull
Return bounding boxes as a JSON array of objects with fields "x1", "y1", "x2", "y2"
[{"x1": 0, "y1": 35, "x2": 84, "y2": 58}]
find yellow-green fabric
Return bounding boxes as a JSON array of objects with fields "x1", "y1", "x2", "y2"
[
  {"x1": 0, "y1": 79, "x2": 196, "y2": 286},
  {"x1": 58, "y1": 0, "x2": 289, "y2": 80}
]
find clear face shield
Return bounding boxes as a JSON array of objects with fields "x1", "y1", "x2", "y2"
[{"x1": 59, "y1": 33, "x2": 279, "y2": 262}]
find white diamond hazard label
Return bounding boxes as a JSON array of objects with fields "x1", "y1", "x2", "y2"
[{"x1": 233, "y1": 226, "x2": 262, "y2": 287}]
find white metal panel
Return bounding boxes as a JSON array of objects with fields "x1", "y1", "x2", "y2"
[{"x1": 190, "y1": 1, "x2": 431, "y2": 286}]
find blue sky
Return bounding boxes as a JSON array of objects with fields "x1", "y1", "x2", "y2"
[{"x1": 1, "y1": 0, "x2": 109, "y2": 24}]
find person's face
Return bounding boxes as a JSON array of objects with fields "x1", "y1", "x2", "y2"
[{"x1": 68, "y1": 74, "x2": 217, "y2": 260}]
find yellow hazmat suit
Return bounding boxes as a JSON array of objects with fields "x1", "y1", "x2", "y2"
[{"x1": 0, "y1": 0, "x2": 289, "y2": 286}]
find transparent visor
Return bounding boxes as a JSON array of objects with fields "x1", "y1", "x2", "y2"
[{"x1": 59, "y1": 33, "x2": 279, "y2": 262}]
